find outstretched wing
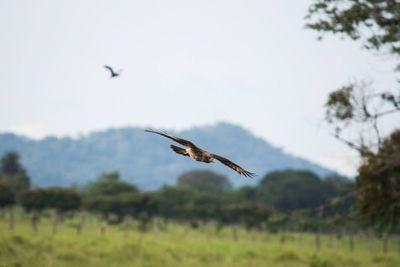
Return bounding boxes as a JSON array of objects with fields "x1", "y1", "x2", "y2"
[
  {"x1": 104, "y1": 65, "x2": 115, "y2": 75},
  {"x1": 211, "y1": 153, "x2": 255, "y2": 177},
  {"x1": 145, "y1": 129, "x2": 197, "y2": 148}
]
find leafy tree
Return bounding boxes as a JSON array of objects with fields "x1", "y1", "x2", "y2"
[
  {"x1": 306, "y1": 0, "x2": 400, "y2": 158},
  {"x1": 82, "y1": 171, "x2": 153, "y2": 224},
  {"x1": 45, "y1": 187, "x2": 81, "y2": 213},
  {"x1": 154, "y1": 184, "x2": 231, "y2": 224},
  {"x1": 306, "y1": 0, "x2": 400, "y2": 227},
  {"x1": 322, "y1": 174, "x2": 355, "y2": 213},
  {"x1": 236, "y1": 186, "x2": 257, "y2": 202},
  {"x1": 264, "y1": 213, "x2": 290, "y2": 233},
  {"x1": 85, "y1": 192, "x2": 158, "y2": 223},
  {"x1": 321, "y1": 55, "x2": 399, "y2": 231},
  {"x1": 221, "y1": 202, "x2": 273, "y2": 230},
  {"x1": 357, "y1": 130, "x2": 400, "y2": 230},
  {"x1": 0, "y1": 181, "x2": 15, "y2": 209},
  {"x1": 154, "y1": 185, "x2": 204, "y2": 221},
  {"x1": 82, "y1": 171, "x2": 138, "y2": 200},
  {"x1": 324, "y1": 174, "x2": 353, "y2": 192},
  {"x1": 177, "y1": 170, "x2": 232, "y2": 192},
  {"x1": 0, "y1": 151, "x2": 30, "y2": 198},
  {"x1": 22, "y1": 187, "x2": 81, "y2": 233},
  {"x1": 134, "y1": 193, "x2": 159, "y2": 231},
  {"x1": 1, "y1": 152, "x2": 22, "y2": 174},
  {"x1": 306, "y1": 0, "x2": 400, "y2": 64},
  {"x1": 0, "y1": 181, "x2": 16, "y2": 230},
  {"x1": 82, "y1": 171, "x2": 139, "y2": 223},
  {"x1": 324, "y1": 82, "x2": 399, "y2": 157},
  {"x1": 257, "y1": 170, "x2": 337, "y2": 213},
  {"x1": 21, "y1": 188, "x2": 49, "y2": 231},
  {"x1": 217, "y1": 188, "x2": 250, "y2": 205},
  {"x1": 22, "y1": 187, "x2": 81, "y2": 213},
  {"x1": 21, "y1": 189, "x2": 48, "y2": 213},
  {"x1": 180, "y1": 191, "x2": 222, "y2": 223},
  {"x1": 46, "y1": 187, "x2": 81, "y2": 233}
]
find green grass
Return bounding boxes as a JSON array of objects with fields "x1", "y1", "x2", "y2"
[{"x1": 0, "y1": 214, "x2": 399, "y2": 267}]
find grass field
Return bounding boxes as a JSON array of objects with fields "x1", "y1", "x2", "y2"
[{"x1": 0, "y1": 213, "x2": 399, "y2": 267}]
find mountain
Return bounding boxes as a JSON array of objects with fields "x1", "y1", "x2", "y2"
[{"x1": 0, "y1": 122, "x2": 336, "y2": 190}]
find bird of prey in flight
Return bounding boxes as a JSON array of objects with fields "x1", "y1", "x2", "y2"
[
  {"x1": 146, "y1": 129, "x2": 255, "y2": 177},
  {"x1": 104, "y1": 65, "x2": 122, "y2": 78}
]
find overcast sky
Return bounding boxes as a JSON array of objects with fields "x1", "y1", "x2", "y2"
[{"x1": 1, "y1": 0, "x2": 398, "y2": 176}]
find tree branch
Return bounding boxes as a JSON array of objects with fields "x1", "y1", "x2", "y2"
[
  {"x1": 371, "y1": 115, "x2": 382, "y2": 146},
  {"x1": 332, "y1": 132, "x2": 373, "y2": 157},
  {"x1": 374, "y1": 108, "x2": 400, "y2": 118}
]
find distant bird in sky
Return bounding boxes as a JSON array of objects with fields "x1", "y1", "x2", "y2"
[
  {"x1": 104, "y1": 65, "x2": 122, "y2": 78},
  {"x1": 145, "y1": 129, "x2": 255, "y2": 177}
]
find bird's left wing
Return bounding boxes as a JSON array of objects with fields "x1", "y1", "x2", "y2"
[
  {"x1": 211, "y1": 153, "x2": 255, "y2": 177},
  {"x1": 145, "y1": 129, "x2": 197, "y2": 148},
  {"x1": 104, "y1": 65, "x2": 114, "y2": 72}
]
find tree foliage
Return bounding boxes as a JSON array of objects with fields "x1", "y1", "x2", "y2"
[
  {"x1": 85, "y1": 192, "x2": 158, "y2": 223},
  {"x1": 82, "y1": 171, "x2": 138, "y2": 200},
  {"x1": 221, "y1": 202, "x2": 273, "y2": 230},
  {"x1": 21, "y1": 189, "x2": 50, "y2": 213},
  {"x1": 11, "y1": 166, "x2": 364, "y2": 232},
  {"x1": 306, "y1": 0, "x2": 400, "y2": 62},
  {"x1": 325, "y1": 82, "x2": 400, "y2": 156},
  {"x1": 21, "y1": 187, "x2": 81, "y2": 213},
  {"x1": 322, "y1": 79, "x2": 400, "y2": 230},
  {"x1": 154, "y1": 184, "x2": 273, "y2": 229},
  {"x1": 0, "y1": 151, "x2": 30, "y2": 198},
  {"x1": 306, "y1": 0, "x2": 400, "y2": 226},
  {"x1": 257, "y1": 170, "x2": 338, "y2": 213},
  {"x1": 82, "y1": 171, "x2": 153, "y2": 223},
  {"x1": 0, "y1": 181, "x2": 15, "y2": 208},
  {"x1": 45, "y1": 187, "x2": 81, "y2": 213},
  {"x1": 177, "y1": 170, "x2": 232, "y2": 192},
  {"x1": 154, "y1": 185, "x2": 216, "y2": 221},
  {"x1": 357, "y1": 130, "x2": 400, "y2": 229}
]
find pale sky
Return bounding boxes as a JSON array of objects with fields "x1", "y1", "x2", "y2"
[{"x1": 1, "y1": 0, "x2": 398, "y2": 176}]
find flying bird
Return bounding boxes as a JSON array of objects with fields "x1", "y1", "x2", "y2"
[
  {"x1": 104, "y1": 65, "x2": 122, "y2": 78},
  {"x1": 145, "y1": 129, "x2": 255, "y2": 177}
]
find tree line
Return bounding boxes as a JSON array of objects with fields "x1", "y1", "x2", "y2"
[{"x1": 0, "y1": 150, "x2": 368, "y2": 234}]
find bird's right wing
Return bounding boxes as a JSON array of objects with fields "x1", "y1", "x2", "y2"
[
  {"x1": 211, "y1": 153, "x2": 255, "y2": 177},
  {"x1": 145, "y1": 129, "x2": 197, "y2": 148}
]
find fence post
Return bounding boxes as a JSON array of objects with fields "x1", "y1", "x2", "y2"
[
  {"x1": 123, "y1": 216, "x2": 131, "y2": 239},
  {"x1": 101, "y1": 223, "x2": 106, "y2": 235},
  {"x1": 334, "y1": 231, "x2": 341, "y2": 251},
  {"x1": 52, "y1": 211, "x2": 60, "y2": 234},
  {"x1": 315, "y1": 229, "x2": 321, "y2": 251},
  {"x1": 263, "y1": 230, "x2": 269, "y2": 242},
  {"x1": 296, "y1": 232, "x2": 302, "y2": 247},
  {"x1": 383, "y1": 233, "x2": 389, "y2": 254},
  {"x1": 329, "y1": 233, "x2": 334, "y2": 249},
  {"x1": 349, "y1": 231, "x2": 354, "y2": 252},
  {"x1": 280, "y1": 230, "x2": 286, "y2": 246},
  {"x1": 232, "y1": 224, "x2": 239, "y2": 241},
  {"x1": 77, "y1": 213, "x2": 85, "y2": 235},
  {"x1": 365, "y1": 231, "x2": 371, "y2": 252},
  {"x1": 397, "y1": 236, "x2": 400, "y2": 256},
  {"x1": 32, "y1": 212, "x2": 39, "y2": 233},
  {"x1": 8, "y1": 207, "x2": 14, "y2": 230}
]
